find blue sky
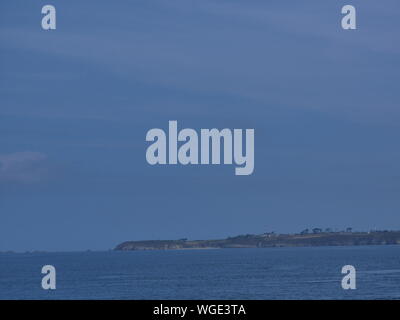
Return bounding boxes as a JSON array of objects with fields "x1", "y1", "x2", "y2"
[{"x1": 1, "y1": 0, "x2": 400, "y2": 251}]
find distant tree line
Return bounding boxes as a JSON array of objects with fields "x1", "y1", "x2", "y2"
[{"x1": 300, "y1": 227, "x2": 353, "y2": 235}]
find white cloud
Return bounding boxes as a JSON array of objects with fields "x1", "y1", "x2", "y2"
[{"x1": 0, "y1": 152, "x2": 48, "y2": 183}]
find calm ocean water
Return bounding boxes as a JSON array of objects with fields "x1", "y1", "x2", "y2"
[{"x1": 1, "y1": 245, "x2": 399, "y2": 300}]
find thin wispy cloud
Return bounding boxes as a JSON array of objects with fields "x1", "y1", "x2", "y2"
[
  {"x1": 1, "y1": 1, "x2": 399, "y2": 123},
  {"x1": 0, "y1": 151, "x2": 49, "y2": 184}
]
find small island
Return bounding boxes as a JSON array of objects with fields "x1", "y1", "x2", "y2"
[{"x1": 115, "y1": 229, "x2": 400, "y2": 251}]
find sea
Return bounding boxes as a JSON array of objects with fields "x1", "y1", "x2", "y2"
[{"x1": 1, "y1": 245, "x2": 399, "y2": 300}]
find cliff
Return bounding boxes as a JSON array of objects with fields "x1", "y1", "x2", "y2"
[{"x1": 115, "y1": 231, "x2": 400, "y2": 251}]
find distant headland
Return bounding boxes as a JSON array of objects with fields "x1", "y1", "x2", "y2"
[{"x1": 115, "y1": 229, "x2": 400, "y2": 251}]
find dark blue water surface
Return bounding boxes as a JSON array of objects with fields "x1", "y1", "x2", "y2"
[{"x1": 1, "y1": 246, "x2": 399, "y2": 299}]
